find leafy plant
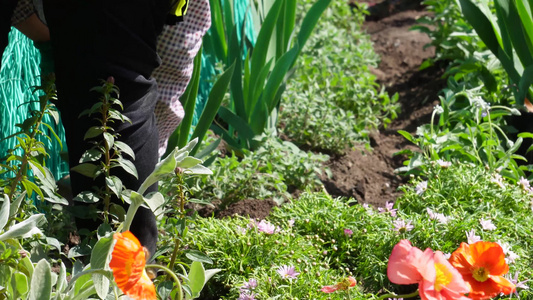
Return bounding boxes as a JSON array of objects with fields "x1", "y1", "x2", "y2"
[
  {"x1": 280, "y1": 0, "x2": 399, "y2": 153},
  {"x1": 207, "y1": 0, "x2": 332, "y2": 152},
  {"x1": 189, "y1": 136, "x2": 328, "y2": 210},
  {"x1": 458, "y1": 0, "x2": 533, "y2": 107}
]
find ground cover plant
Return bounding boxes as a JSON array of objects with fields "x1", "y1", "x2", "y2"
[{"x1": 2, "y1": 0, "x2": 533, "y2": 299}]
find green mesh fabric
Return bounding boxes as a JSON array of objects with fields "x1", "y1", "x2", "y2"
[{"x1": 0, "y1": 28, "x2": 68, "y2": 181}]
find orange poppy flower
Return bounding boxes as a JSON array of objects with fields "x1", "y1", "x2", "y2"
[
  {"x1": 449, "y1": 241, "x2": 515, "y2": 300},
  {"x1": 109, "y1": 231, "x2": 156, "y2": 300}
]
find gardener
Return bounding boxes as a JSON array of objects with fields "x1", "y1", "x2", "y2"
[{"x1": 1, "y1": 0, "x2": 210, "y2": 258}]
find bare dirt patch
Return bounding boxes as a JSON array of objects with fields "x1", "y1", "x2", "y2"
[{"x1": 212, "y1": 0, "x2": 447, "y2": 218}]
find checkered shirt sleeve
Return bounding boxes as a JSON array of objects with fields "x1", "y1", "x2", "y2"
[
  {"x1": 11, "y1": 0, "x2": 35, "y2": 25},
  {"x1": 153, "y1": 0, "x2": 211, "y2": 157}
]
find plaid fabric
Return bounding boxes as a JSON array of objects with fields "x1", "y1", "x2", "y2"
[
  {"x1": 11, "y1": 0, "x2": 34, "y2": 25},
  {"x1": 153, "y1": 0, "x2": 211, "y2": 156}
]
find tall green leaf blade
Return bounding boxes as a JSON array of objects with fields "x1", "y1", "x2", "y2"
[
  {"x1": 172, "y1": 45, "x2": 203, "y2": 153},
  {"x1": 249, "y1": 59, "x2": 274, "y2": 117},
  {"x1": 516, "y1": 0, "x2": 533, "y2": 49},
  {"x1": 208, "y1": 0, "x2": 228, "y2": 60},
  {"x1": 29, "y1": 259, "x2": 52, "y2": 300},
  {"x1": 248, "y1": 0, "x2": 284, "y2": 102},
  {"x1": 518, "y1": 64, "x2": 533, "y2": 103},
  {"x1": 496, "y1": 0, "x2": 533, "y2": 67},
  {"x1": 228, "y1": 25, "x2": 247, "y2": 121},
  {"x1": 458, "y1": 0, "x2": 502, "y2": 56},
  {"x1": 218, "y1": 106, "x2": 255, "y2": 144},
  {"x1": 191, "y1": 62, "x2": 236, "y2": 155},
  {"x1": 282, "y1": 0, "x2": 296, "y2": 53},
  {"x1": 250, "y1": 44, "x2": 298, "y2": 135}
]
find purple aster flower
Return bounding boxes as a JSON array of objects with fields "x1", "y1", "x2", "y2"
[
  {"x1": 241, "y1": 278, "x2": 257, "y2": 291},
  {"x1": 276, "y1": 265, "x2": 300, "y2": 280},
  {"x1": 466, "y1": 229, "x2": 481, "y2": 244},
  {"x1": 344, "y1": 228, "x2": 353, "y2": 237},
  {"x1": 378, "y1": 201, "x2": 398, "y2": 217},
  {"x1": 415, "y1": 181, "x2": 427, "y2": 195},
  {"x1": 426, "y1": 208, "x2": 449, "y2": 224},
  {"x1": 505, "y1": 271, "x2": 529, "y2": 298},
  {"x1": 238, "y1": 291, "x2": 256, "y2": 300},
  {"x1": 393, "y1": 219, "x2": 414, "y2": 233}
]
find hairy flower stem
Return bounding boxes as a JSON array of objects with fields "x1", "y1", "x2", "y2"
[
  {"x1": 101, "y1": 84, "x2": 113, "y2": 224},
  {"x1": 167, "y1": 238, "x2": 181, "y2": 281},
  {"x1": 146, "y1": 264, "x2": 183, "y2": 300},
  {"x1": 377, "y1": 290, "x2": 419, "y2": 299}
]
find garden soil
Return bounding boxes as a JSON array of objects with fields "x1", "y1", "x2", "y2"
[{"x1": 213, "y1": 0, "x2": 447, "y2": 219}]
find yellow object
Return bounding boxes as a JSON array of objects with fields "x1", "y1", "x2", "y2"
[{"x1": 170, "y1": 0, "x2": 188, "y2": 19}]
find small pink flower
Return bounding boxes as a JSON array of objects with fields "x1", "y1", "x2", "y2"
[
  {"x1": 257, "y1": 220, "x2": 279, "y2": 234},
  {"x1": 393, "y1": 219, "x2": 414, "y2": 233},
  {"x1": 344, "y1": 229, "x2": 353, "y2": 237},
  {"x1": 287, "y1": 219, "x2": 295, "y2": 227},
  {"x1": 378, "y1": 201, "x2": 398, "y2": 217}
]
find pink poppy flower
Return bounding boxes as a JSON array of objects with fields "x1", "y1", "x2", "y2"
[{"x1": 387, "y1": 240, "x2": 470, "y2": 300}]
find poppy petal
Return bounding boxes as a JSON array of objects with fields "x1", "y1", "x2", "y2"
[
  {"x1": 321, "y1": 285, "x2": 339, "y2": 293},
  {"x1": 387, "y1": 240, "x2": 424, "y2": 284},
  {"x1": 449, "y1": 243, "x2": 476, "y2": 275},
  {"x1": 123, "y1": 269, "x2": 157, "y2": 300},
  {"x1": 475, "y1": 244, "x2": 508, "y2": 275}
]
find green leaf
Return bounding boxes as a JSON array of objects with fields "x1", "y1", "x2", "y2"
[
  {"x1": 250, "y1": 44, "x2": 299, "y2": 135},
  {"x1": 187, "y1": 261, "x2": 206, "y2": 299},
  {"x1": 103, "y1": 132, "x2": 115, "y2": 149},
  {"x1": 73, "y1": 191, "x2": 100, "y2": 203},
  {"x1": 0, "y1": 194, "x2": 9, "y2": 230},
  {"x1": 11, "y1": 272, "x2": 29, "y2": 299},
  {"x1": 191, "y1": 62, "x2": 236, "y2": 156},
  {"x1": 91, "y1": 236, "x2": 113, "y2": 299},
  {"x1": 71, "y1": 163, "x2": 99, "y2": 178},
  {"x1": 28, "y1": 259, "x2": 52, "y2": 300},
  {"x1": 218, "y1": 106, "x2": 255, "y2": 144},
  {"x1": 115, "y1": 157, "x2": 138, "y2": 179},
  {"x1": 114, "y1": 141, "x2": 135, "y2": 160},
  {"x1": 185, "y1": 250, "x2": 213, "y2": 264},
  {"x1": 79, "y1": 149, "x2": 102, "y2": 163},
  {"x1": 144, "y1": 192, "x2": 166, "y2": 220},
  {"x1": 0, "y1": 214, "x2": 44, "y2": 241},
  {"x1": 105, "y1": 176, "x2": 123, "y2": 198},
  {"x1": 10, "y1": 191, "x2": 26, "y2": 218},
  {"x1": 56, "y1": 262, "x2": 68, "y2": 294},
  {"x1": 68, "y1": 244, "x2": 92, "y2": 258},
  {"x1": 83, "y1": 126, "x2": 105, "y2": 140}
]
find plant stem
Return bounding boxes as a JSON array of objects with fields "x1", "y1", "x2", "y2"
[
  {"x1": 145, "y1": 264, "x2": 183, "y2": 300},
  {"x1": 167, "y1": 238, "x2": 181, "y2": 280}
]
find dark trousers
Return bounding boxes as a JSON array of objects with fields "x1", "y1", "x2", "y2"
[{"x1": 43, "y1": 0, "x2": 169, "y2": 256}]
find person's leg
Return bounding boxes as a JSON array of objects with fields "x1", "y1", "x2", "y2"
[{"x1": 43, "y1": 0, "x2": 168, "y2": 256}]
